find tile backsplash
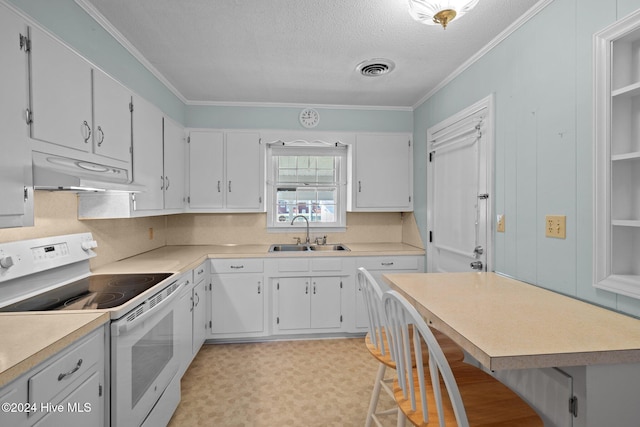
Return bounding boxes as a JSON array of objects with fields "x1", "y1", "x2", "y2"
[{"x1": 0, "y1": 192, "x2": 423, "y2": 269}]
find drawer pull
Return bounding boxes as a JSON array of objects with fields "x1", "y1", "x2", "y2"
[
  {"x1": 230, "y1": 265, "x2": 244, "y2": 269},
  {"x1": 381, "y1": 262, "x2": 394, "y2": 266},
  {"x1": 58, "y1": 359, "x2": 83, "y2": 381},
  {"x1": 197, "y1": 269, "x2": 204, "y2": 274}
]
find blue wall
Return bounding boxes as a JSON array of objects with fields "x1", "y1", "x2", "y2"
[{"x1": 413, "y1": 0, "x2": 640, "y2": 317}]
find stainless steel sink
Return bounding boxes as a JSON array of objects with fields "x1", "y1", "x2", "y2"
[
  {"x1": 309, "y1": 244, "x2": 350, "y2": 251},
  {"x1": 268, "y1": 243, "x2": 350, "y2": 252}
]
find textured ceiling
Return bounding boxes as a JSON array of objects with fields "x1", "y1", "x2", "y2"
[{"x1": 83, "y1": 0, "x2": 541, "y2": 108}]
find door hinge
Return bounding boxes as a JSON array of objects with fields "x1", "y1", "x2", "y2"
[
  {"x1": 129, "y1": 101, "x2": 134, "y2": 112},
  {"x1": 98, "y1": 384, "x2": 103, "y2": 397},
  {"x1": 19, "y1": 33, "x2": 30, "y2": 52},
  {"x1": 429, "y1": 231, "x2": 433, "y2": 243},
  {"x1": 569, "y1": 396, "x2": 578, "y2": 418}
]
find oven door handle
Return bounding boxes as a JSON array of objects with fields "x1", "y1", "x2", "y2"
[{"x1": 115, "y1": 280, "x2": 187, "y2": 335}]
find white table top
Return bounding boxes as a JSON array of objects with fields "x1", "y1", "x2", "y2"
[{"x1": 383, "y1": 272, "x2": 640, "y2": 370}]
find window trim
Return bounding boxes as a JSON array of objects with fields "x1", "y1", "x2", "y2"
[{"x1": 266, "y1": 143, "x2": 347, "y2": 230}]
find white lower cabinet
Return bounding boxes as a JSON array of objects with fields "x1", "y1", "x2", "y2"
[
  {"x1": 274, "y1": 276, "x2": 342, "y2": 332},
  {"x1": 209, "y1": 259, "x2": 266, "y2": 338},
  {"x1": 0, "y1": 326, "x2": 106, "y2": 427},
  {"x1": 176, "y1": 265, "x2": 209, "y2": 378},
  {"x1": 354, "y1": 256, "x2": 424, "y2": 331}
]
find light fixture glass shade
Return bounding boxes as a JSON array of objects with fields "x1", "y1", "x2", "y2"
[{"x1": 408, "y1": 0, "x2": 480, "y2": 28}]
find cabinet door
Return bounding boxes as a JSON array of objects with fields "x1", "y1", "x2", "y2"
[
  {"x1": 0, "y1": 5, "x2": 31, "y2": 227},
  {"x1": 192, "y1": 280, "x2": 207, "y2": 354},
  {"x1": 310, "y1": 277, "x2": 342, "y2": 329},
  {"x1": 354, "y1": 134, "x2": 412, "y2": 210},
  {"x1": 32, "y1": 371, "x2": 102, "y2": 427},
  {"x1": 175, "y1": 287, "x2": 193, "y2": 378},
  {"x1": 210, "y1": 275, "x2": 264, "y2": 334},
  {"x1": 188, "y1": 131, "x2": 224, "y2": 208},
  {"x1": 163, "y1": 117, "x2": 185, "y2": 210},
  {"x1": 30, "y1": 27, "x2": 92, "y2": 152},
  {"x1": 276, "y1": 277, "x2": 310, "y2": 330},
  {"x1": 226, "y1": 132, "x2": 263, "y2": 209},
  {"x1": 92, "y1": 70, "x2": 132, "y2": 163},
  {"x1": 132, "y1": 95, "x2": 164, "y2": 210}
]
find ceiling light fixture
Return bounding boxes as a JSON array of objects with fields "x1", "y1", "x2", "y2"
[{"x1": 408, "y1": 0, "x2": 479, "y2": 29}]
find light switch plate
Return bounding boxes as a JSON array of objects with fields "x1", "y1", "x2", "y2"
[
  {"x1": 497, "y1": 214, "x2": 505, "y2": 232},
  {"x1": 545, "y1": 215, "x2": 566, "y2": 239}
]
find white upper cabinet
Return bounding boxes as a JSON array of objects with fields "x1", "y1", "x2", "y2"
[
  {"x1": 0, "y1": 4, "x2": 33, "y2": 228},
  {"x1": 29, "y1": 27, "x2": 132, "y2": 168},
  {"x1": 92, "y1": 70, "x2": 133, "y2": 163},
  {"x1": 350, "y1": 133, "x2": 413, "y2": 211},
  {"x1": 131, "y1": 95, "x2": 164, "y2": 211},
  {"x1": 188, "y1": 130, "x2": 264, "y2": 212},
  {"x1": 163, "y1": 117, "x2": 186, "y2": 211},
  {"x1": 188, "y1": 131, "x2": 224, "y2": 208},
  {"x1": 594, "y1": 11, "x2": 640, "y2": 299}
]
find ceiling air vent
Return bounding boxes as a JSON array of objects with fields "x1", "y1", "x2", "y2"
[{"x1": 356, "y1": 59, "x2": 395, "y2": 77}]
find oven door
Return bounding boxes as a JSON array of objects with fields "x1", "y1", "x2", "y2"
[{"x1": 110, "y1": 279, "x2": 184, "y2": 427}]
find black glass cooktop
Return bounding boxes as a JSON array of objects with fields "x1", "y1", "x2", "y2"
[{"x1": 0, "y1": 273, "x2": 173, "y2": 312}]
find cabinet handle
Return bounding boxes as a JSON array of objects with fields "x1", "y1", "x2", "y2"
[
  {"x1": 165, "y1": 176, "x2": 170, "y2": 189},
  {"x1": 160, "y1": 176, "x2": 164, "y2": 190},
  {"x1": 313, "y1": 282, "x2": 316, "y2": 294},
  {"x1": 228, "y1": 181, "x2": 232, "y2": 192},
  {"x1": 358, "y1": 181, "x2": 362, "y2": 192},
  {"x1": 217, "y1": 181, "x2": 221, "y2": 192},
  {"x1": 97, "y1": 126, "x2": 105, "y2": 146},
  {"x1": 25, "y1": 108, "x2": 32, "y2": 125},
  {"x1": 82, "y1": 121, "x2": 91, "y2": 143},
  {"x1": 381, "y1": 262, "x2": 394, "y2": 266},
  {"x1": 257, "y1": 281, "x2": 261, "y2": 294},
  {"x1": 197, "y1": 269, "x2": 204, "y2": 275},
  {"x1": 195, "y1": 292, "x2": 200, "y2": 307},
  {"x1": 305, "y1": 282, "x2": 309, "y2": 294},
  {"x1": 230, "y1": 265, "x2": 244, "y2": 269},
  {"x1": 190, "y1": 295, "x2": 194, "y2": 312},
  {"x1": 58, "y1": 358, "x2": 83, "y2": 381}
]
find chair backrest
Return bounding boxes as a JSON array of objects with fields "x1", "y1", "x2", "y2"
[
  {"x1": 383, "y1": 290, "x2": 470, "y2": 427},
  {"x1": 357, "y1": 267, "x2": 394, "y2": 360}
]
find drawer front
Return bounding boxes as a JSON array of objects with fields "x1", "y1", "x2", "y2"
[
  {"x1": 311, "y1": 258, "x2": 343, "y2": 272},
  {"x1": 194, "y1": 262, "x2": 208, "y2": 284},
  {"x1": 277, "y1": 259, "x2": 310, "y2": 273},
  {"x1": 29, "y1": 330, "x2": 102, "y2": 406},
  {"x1": 210, "y1": 258, "x2": 263, "y2": 274},
  {"x1": 358, "y1": 256, "x2": 419, "y2": 271}
]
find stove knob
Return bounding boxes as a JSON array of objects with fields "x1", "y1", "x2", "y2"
[
  {"x1": 0, "y1": 256, "x2": 14, "y2": 269},
  {"x1": 81, "y1": 240, "x2": 98, "y2": 251}
]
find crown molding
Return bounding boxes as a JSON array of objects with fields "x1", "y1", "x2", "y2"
[
  {"x1": 74, "y1": 0, "x2": 188, "y2": 104},
  {"x1": 412, "y1": 0, "x2": 555, "y2": 110}
]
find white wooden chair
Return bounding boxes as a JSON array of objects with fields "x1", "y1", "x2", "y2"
[
  {"x1": 382, "y1": 289, "x2": 543, "y2": 427},
  {"x1": 358, "y1": 267, "x2": 403, "y2": 427}
]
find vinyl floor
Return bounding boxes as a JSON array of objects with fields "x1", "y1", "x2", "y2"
[{"x1": 167, "y1": 338, "x2": 397, "y2": 427}]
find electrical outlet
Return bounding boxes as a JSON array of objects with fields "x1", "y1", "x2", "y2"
[
  {"x1": 497, "y1": 214, "x2": 505, "y2": 232},
  {"x1": 545, "y1": 215, "x2": 566, "y2": 239}
]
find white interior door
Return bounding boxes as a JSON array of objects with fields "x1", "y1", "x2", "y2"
[{"x1": 427, "y1": 95, "x2": 493, "y2": 273}]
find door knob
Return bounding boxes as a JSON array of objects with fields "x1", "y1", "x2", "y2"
[{"x1": 470, "y1": 260, "x2": 483, "y2": 270}]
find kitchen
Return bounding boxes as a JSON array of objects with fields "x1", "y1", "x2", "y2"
[{"x1": 2, "y1": 0, "x2": 640, "y2": 426}]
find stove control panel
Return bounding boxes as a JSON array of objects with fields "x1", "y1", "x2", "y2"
[{"x1": 0, "y1": 233, "x2": 97, "y2": 283}]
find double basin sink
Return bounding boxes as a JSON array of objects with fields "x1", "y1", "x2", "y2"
[{"x1": 268, "y1": 243, "x2": 350, "y2": 252}]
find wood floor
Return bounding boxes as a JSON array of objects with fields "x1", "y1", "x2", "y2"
[{"x1": 168, "y1": 338, "x2": 397, "y2": 427}]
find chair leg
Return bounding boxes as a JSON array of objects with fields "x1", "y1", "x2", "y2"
[
  {"x1": 365, "y1": 363, "x2": 386, "y2": 427},
  {"x1": 396, "y1": 408, "x2": 406, "y2": 427}
]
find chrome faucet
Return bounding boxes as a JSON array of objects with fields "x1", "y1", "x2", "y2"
[{"x1": 291, "y1": 215, "x2": 310, "y2": 245}]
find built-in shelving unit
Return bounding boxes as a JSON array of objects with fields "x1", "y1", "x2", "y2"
[{"x1": 594, "y1": 10, "x2": 640, "y2": 298}]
